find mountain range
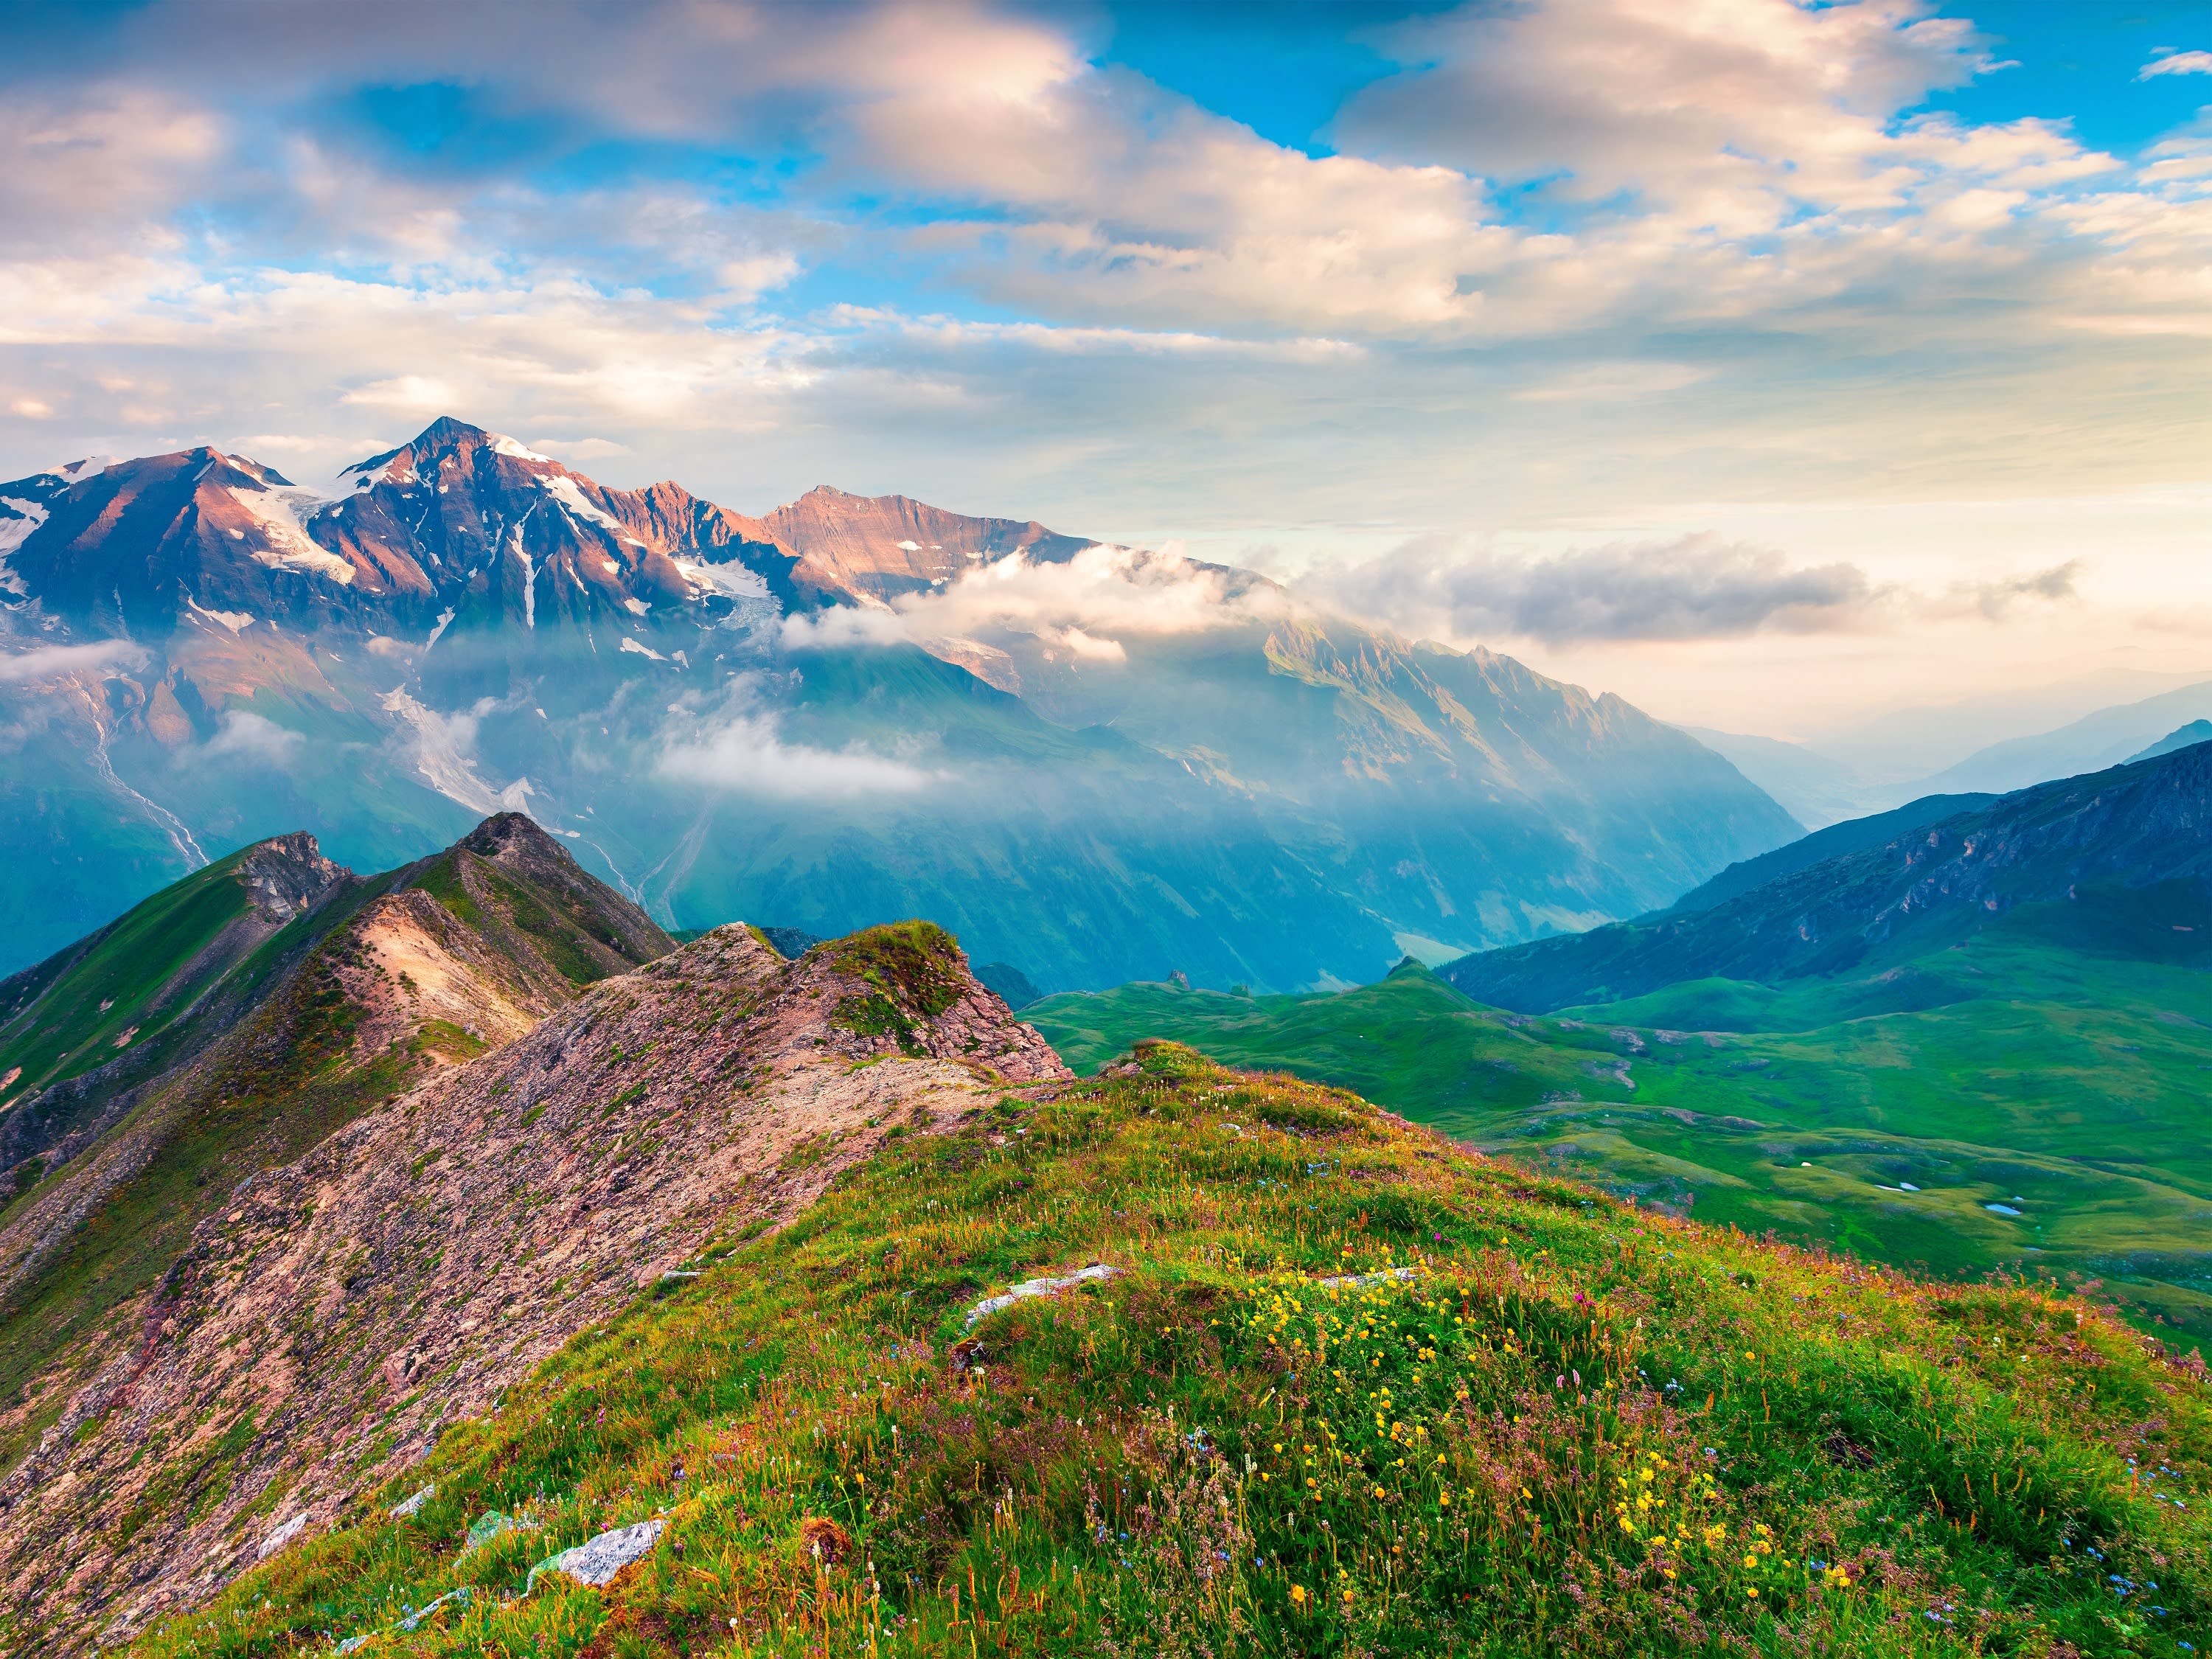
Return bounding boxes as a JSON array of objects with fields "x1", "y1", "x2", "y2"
[
  {"x1": 0, "y1": 418, "x2": 1797, "y2": 994},
  {"x1": 1436, "y1": 738, "x2": 2212, "y2": 1012},
  {"x1": 1691, "y1": 678, "x2": 2212, "y2": 830}
]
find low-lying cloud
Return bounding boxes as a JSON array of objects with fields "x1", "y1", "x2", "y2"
[
  {"x1": 201, "y1": 708, "x2": 304, "y2": 762},
  {"x1": 780, "y1": 541, "x2": 1289, "y2": 661},
  {"x1": 1318, "y1": 533, "x2": 1879, "y2": 645},
  {"x1": 1317, "y1": 534, "x2": 2090, "y2": 646},
  {"x1": 658, "y1": 712, "x2": 942, "y2": 800},
  {"x1": 0, "y1": 640, "x2": 148, "y2": 682},
  {"x1": 1942, "y1": 560, "x2": 2081, "y2": 619}
]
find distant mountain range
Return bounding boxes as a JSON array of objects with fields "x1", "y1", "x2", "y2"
[
  {"x1": 1897, "y1": 680, "x2": 2212, "y2": 799},
  {"x1": 2130, "y1": 720, "x2": 2212, "y2": 764},
  {"x1": 0, "y1": 417, "x2": 1797, "y2": 991},
  {"x1": 1684, "y1": 676, "x2": 2212, "y2": 832},
  {"x1": 1439, "y1": 739, "x2": 2212, "y2": 1012}
]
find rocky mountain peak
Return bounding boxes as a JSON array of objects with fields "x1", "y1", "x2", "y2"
[
  {"x1": 339, "y1": 416, "x2": 560, "y2": 491},
  {"x1": 755, "y1": 483, "x2": 1089, "y2": 600},
  {"x1": 234, "y1": 830, "x2": 349, "y2": 922}
]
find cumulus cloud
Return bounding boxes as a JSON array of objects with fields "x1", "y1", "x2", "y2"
[
  {"x1": 782, "y1": 542, "x2": 1290, "y2": 661},
  {"x1": 0, "y1": 0, "x2": 2204, "y2": 566},
  {"x1": 0, "y1": 640, "x2": 148, "y2": 682}
]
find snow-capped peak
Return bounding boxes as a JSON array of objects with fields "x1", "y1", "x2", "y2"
[
  {"x1": 41, "y1": 456, "x2": 122, "y2": 489},
  {"x1": 489, "y1": 433, "x2": 553, "y2": 464}
]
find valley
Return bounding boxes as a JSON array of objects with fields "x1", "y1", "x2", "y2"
[{"x1": 1032, "y1": 745, "x2": 2212, "y2": 1345}]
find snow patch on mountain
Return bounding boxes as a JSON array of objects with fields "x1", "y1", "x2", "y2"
[
  {"x1": 673, "y1": 557, "x2": 771, "y2": 601},
  {"x1": 0, "y1": 497, "x2": 48, "y2": 595},
  {"x1": 187, "y1": 596, "x2": 254, "y2": 634},
  {"x1": 619, "y1": 636, "x2": 668, "y2": 662},
  {"x1": 41, "y1": 456, "x2": 120, "y2": 490},
  {"x1": 508, "y1": 526, "x2": 536, "y2": 630},
  {"x1": 537, "y1": 474, "x2": 646, "y2": 548},
  {"x1": 379, "y1": 686, "x2": 532, "y2": 815},
  {"x1": 227, "y1": 484, "x2": 355, "y2": 585},
  {"x1": 489, "y1": 434, "x2": 553, "y2": 463}
]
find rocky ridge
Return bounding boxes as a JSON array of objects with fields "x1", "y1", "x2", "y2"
[
  {"x1": 0, "y1": 917, "x2": 1064, "y2": 1653},
  {"x1": 0, "y1": 818, "x2": 674, "y2": 1500},
  {"x1": 0, "y1": 832, "x2": 355, "y2": 1191}
]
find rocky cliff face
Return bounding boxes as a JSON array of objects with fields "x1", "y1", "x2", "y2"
[
  {"x1": 1443, "y1": 740, "x2": 2212, "y2": 1012},
  {"x1": 0, "y1": 917, "x2": 1062, "y2": 1653},
  {"x1": 755, "y1": 484, "x2": 1090, "y2": 599}
]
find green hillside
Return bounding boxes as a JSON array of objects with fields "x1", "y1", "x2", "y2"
[
  {"x1": 0, "y1": 846, "x2": 288, "y2": 1121},
  {"x1": 127, "y1": 1046, "x2": 2208, "y2": 1658},
  {"x1": 1029, "y1": 922, "x2": 2212, "y2": 1346}
]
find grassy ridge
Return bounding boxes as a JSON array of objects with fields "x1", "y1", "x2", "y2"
[
  {"x1": 1028, "y1": 925, "x2": 2212, "y2": 1346},
  {"x1": 0, "y1": 848, "x2": 264, "y2": 1113},
  {"x1": 129, "y1": 1048, "x2": 2207, "y2": 1658}
]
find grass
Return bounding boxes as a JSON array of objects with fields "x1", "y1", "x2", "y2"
[
  {"x1": 1027, "y1": 919, "x2": 2212, "y2": 1349},
  {"x1": 830, "y1": 923, "x2": 968, "y2": 1056},
  {"x1": 125, "y1": 1046, "x2": 2208, "y2": 1658},
  {"x1": 0, "y1": 846, "x2": 267, "y2": 1114}
]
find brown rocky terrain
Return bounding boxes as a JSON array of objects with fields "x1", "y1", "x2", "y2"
[
  {"x1": 0, "y1": 817, "x2": 672, "y2": 1519},
  {"x1": 752, "y1": 484, "x2": 1089, "y2": 599},
  {"x1": 0, "y1": 913, "x2": 1064, "y2": 1653}
]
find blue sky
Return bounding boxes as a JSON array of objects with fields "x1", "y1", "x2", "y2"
[{"x1": 0, "y1": 0, "x2": 2205, "y2": 737}]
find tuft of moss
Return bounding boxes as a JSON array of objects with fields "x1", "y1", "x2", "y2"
[{"x1": 830, "y1": 922, "x2": 966, "y2": 1018}]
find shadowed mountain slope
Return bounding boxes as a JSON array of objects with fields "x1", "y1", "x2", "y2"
[
  {"x1": 2130, "y1": 720, "x2": 2212, "y2": 764},
  {"x1": 1440, "y1": 742, "x2": 2212, "y2": 1013},
  {"x1": 1660, "y1": 790, "x2": 1996, "y2": 916}
]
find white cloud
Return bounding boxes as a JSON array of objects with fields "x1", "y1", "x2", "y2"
[
  {"x1": 0, "y1": 640, "x2": 148, "y2": 682},
  {"x1": 657, "y1": 710, "x2": 943, "y2": 799},
  {"x1": 2140, "y1": 50, "x2": 2212, "y2": 79},
  {"x1": 782, "y1": 541, "x2": 1290, "y2": 660},
  {"x1": 1318, "y1": 533, "x2": 1882, "y2": 644},
  {"x1": 201, "y1": 708, "x2": 303, "y2": 762},
  {"x1": 1310, "y1": 532, "x2": 2087, "y2": 646}
]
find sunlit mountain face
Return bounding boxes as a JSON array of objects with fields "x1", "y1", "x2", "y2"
[{"x1": 0, "y1": 418, "x2": 1798, "y2": 992}]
